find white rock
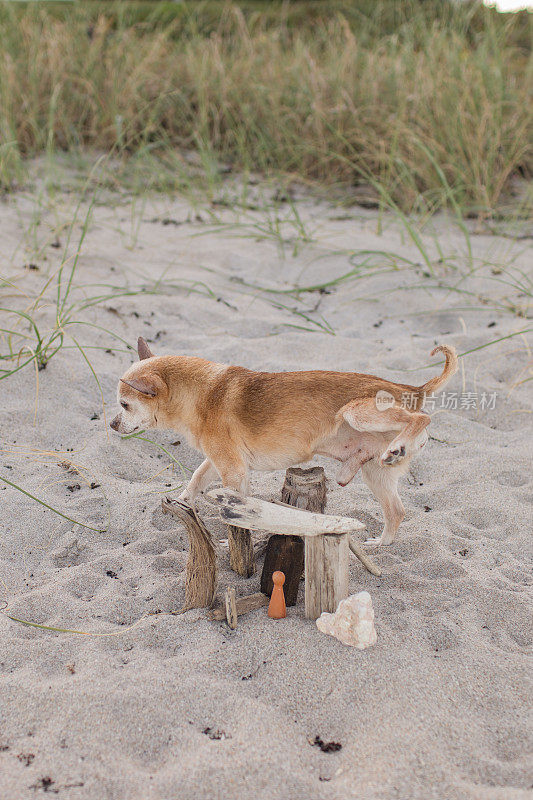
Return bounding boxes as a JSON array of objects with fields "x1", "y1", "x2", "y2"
[{"x1": 316, "y1": 591, "x2": 377, "y2": 649}]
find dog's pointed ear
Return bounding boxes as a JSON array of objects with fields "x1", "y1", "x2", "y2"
[
  {"x1": 121, "y1": 377, "x2": 162, "y2": 397},
  {"x1": 137, "y1": 337, "x2": 154, "y2": 361}
]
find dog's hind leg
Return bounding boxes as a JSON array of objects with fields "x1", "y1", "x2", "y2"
[
  {"x1": 360, "y1": 459, "x2": 405, "y2": 546},
  {"x1": 337, "y1": 399, "x2": 430, "y2": 468},
  {"x1": 380, "y1": 410, "x2": 430, "y2": 467}
]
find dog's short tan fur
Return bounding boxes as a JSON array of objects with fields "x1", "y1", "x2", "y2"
[{"x1": 111, "y1": 338, "x2": 457, "y2": 545}]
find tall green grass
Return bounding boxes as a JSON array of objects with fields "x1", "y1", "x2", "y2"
[{"x1": 0, "y1": 0, "x2": 531, "y2": 214}]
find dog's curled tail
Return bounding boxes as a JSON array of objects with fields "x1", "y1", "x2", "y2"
[{"x1": 420, "y1": 345, "x2": 458, "y2": 396}]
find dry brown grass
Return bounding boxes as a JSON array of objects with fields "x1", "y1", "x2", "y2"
[{"x1": 0, "y1": 1, "x2": 531, "y2": 213}]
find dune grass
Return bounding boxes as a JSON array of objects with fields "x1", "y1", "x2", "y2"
[{"x1": 0, "y1": 0, "x2": 531, "y2": 215}]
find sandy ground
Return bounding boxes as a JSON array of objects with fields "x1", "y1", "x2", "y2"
[{"x1": 0, "y1": 172, "x2": 532, "y2": 800}]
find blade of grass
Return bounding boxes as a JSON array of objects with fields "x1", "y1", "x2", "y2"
[{"x1": 0, "y1": 475, "x2": 107, "y2": 533}]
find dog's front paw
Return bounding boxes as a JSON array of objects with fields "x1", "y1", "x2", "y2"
[
  {"x1": 178, "y1": 490, "x2": 195, "y2": 506},
  {"x1": 380, "y1": 443, "x2": 406, "y2": 466},
  {"x1": 364, "y1": 533, "x2": 395, "y2": 546}
]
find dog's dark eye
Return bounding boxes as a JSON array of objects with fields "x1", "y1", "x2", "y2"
[{"x1": 120, "y1": 401, "x2": 129, "y2": 411}]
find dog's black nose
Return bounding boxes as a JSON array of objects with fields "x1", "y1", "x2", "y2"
[{"x1": 110, "y1": 414, "x2": 121, "y2": 431}]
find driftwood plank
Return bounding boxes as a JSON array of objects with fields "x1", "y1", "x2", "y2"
[
  {"x1": 207, "y1": 592, "x2": 268, "y2": 621},
  {"x1": 206, "y1": 488, "x2": 365, "y2": 536}
]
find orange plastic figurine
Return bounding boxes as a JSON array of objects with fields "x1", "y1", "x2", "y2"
[{"x1": 268, "y1": 571, "x2": 287, "y2": 619}]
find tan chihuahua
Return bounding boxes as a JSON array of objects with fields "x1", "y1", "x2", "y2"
[{"x1": 110, "y1": 338, "x2": 457, "y2": 545}]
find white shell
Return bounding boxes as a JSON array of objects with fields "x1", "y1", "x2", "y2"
[{"x1": 316, "y1": 591, "x2": 377, "y2": 649}]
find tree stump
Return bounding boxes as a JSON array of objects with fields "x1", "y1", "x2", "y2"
[
  {"x1": 261, "y1": 467, "x2": 326, "y2": 606},
  {"x1": 228, "y1": 526, "x2": 255, "y2": 578}
]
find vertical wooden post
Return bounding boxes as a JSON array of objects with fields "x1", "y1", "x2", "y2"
[
  {"x1": 228, "y1": 526, "x2": 255, "y2": 578},
  {"x1": 305, "y1": 533, "x2": 349, "y2": 620},
  {"x1": 261, "y1": 466, "x2": 326, "y2": 606},
  {"x1": 224, "y1": 587, "x2": 238, "y2": 629},
  {"x1": 261, "y1": 534, "x2": 303, "y2": 606}
]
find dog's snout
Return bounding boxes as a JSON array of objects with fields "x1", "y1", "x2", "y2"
[{"x1": 110, "y1": 414, "x2": 121, "y2": 431}]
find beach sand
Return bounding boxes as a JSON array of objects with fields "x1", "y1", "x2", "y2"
[{"x1": 0, "y1": 174, "x2": 531, "y2": 799}]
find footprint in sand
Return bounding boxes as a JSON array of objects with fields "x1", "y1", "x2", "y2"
[
  {"x1": 462, "y1": 507, "x2": 506, "y2": 529},
  {"x1": 426, "y1": 623, "x2": 461, "y2": 652},
  {"x1": 447, "y1": 508, "x2": 507, "y2": 540},
  {"x1": 130, "y1": 535, "x2": 183, "y2": 555},
  {"x1": 48, "y1": 533, "x2": 94, "y2": 568},
  {"x1": 391, "y1": 537, "x2": 431, "y2": 562},
  {"x1": 409, "y1": 558, "x2": 467, "y2": 580},
  {"x1": 150, "y1": 553, "x2": 186, "y2": 574},
  {"x1": 495, "y1": 470, "x2": 529, "y2": 488},
  {"x1": 65, "y1": 569, "x2": 104, "y2": 600},
  {"x1": 150, "y1": 507, "x2": 180, "y2": 531}
]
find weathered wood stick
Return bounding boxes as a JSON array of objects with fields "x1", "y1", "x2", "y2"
[
  {"x1": 227, "y1": 525, "x2": 255, "y2": 578},
  {"x1": 207, "y1": 592, "x2": 268, "y2": 621},
  {"x1": 161, "y1": 498, "x2": 217, "y2": 609},
  {"x1": 224, "y1": 587, "x2": 238, "y2": 629},
  {"x1": 349, "y1": 537, "x2": 382, "y2": 577}
]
